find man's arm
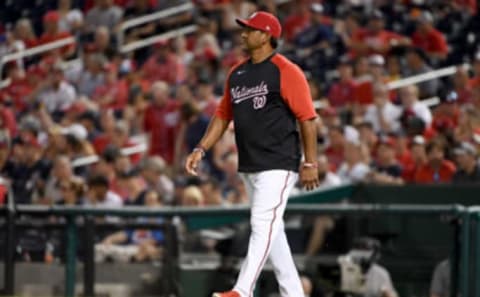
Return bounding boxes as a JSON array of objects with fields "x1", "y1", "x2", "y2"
[
  {"x1": 299, "y1": 119, "x2": 320, "y2": 190},
  {"x1": 185, "y1": 116, "x2": 230, "y2": 175}
]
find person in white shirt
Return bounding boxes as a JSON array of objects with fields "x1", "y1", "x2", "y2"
[
  {"x1": 85, "y1": 175, "x2": 123, "y2": 222},
  {"x1": 364, "y1": 83, "x2": 402, "y2": 134},
  {"x1": 337, "y1": 140, "x2": 371, "y2": 183},
  {"x1": 399, "y1": 85, "x2": 432, "y2": 127},
  {"x1": 36, "y1": 63, "x2": 76, "y2": 113}
]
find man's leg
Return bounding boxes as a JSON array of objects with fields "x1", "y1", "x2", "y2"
[
  {"x1": 269, "y1": 222, "x2": 304, "y2": 297},
  {"x1": 233, "y1": 170, "x2": 297, "y2": 297}
]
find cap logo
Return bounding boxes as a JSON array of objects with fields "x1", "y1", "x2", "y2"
[
  {"x1": 266, "y1": 26, "x2": 270, "y2": 31},
  {"x1": 249, "y1": 12, "x2": 257, "y2": 19}
]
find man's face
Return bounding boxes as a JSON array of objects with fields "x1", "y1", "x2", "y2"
[
  {"x1": 428, "y1": 146, "x2": 444, "y2": 163},
  {"x1": 240, "y1": 27, "x2": 268, "y2": 52}
]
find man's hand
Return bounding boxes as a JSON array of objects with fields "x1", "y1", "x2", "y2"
[
  {"x1": 300, "y1": 165, "x2": 320, "y2": 191},
  {"x1": 185, "y1": 150, "x2": 203, "y2": 176}
]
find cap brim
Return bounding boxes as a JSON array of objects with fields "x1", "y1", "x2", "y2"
[{"x1": 236, "y1": 18, "x2": 251, "y2": 29}]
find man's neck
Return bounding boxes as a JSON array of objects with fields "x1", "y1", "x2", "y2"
[{"x1": 249, "y1": 46, "x2": 275, "y2": 64}]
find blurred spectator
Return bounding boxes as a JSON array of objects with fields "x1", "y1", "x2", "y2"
[
  {"x1": 85, "y1": 0, "x2": 124, "y2": 33},
  {"x1": 364, "y1": 83, "x2": 402, "y2": 134},
  {"x1": 92, "y1": 109, "x2": 117, "y2": 154},
  {"x1": 196, "y1": 76, "x2": 219, "y2": 117},
  {"x1": 356, "y1": 121, "x2": 379, "y2": 153},
  {"x1": 143, "y1": 81, "x2": 180, "y2": 164},
  {"x1": 118, "y1": 169, "x2": 148, "y2": 205},
  {"x1": 85, "y1": 26, "x2": 115, "y2": 58},
  {"x1": 92, "y1": 63, "x2": 128, "y2": 111},
  {"x1": 349, "y1": 10, "x2": 410, "y2": 57},
  {"x1": 140, "y1": 156, "x2": 174, "y2": 204},
  {"x1": 400, "y1": 85, "x2": 433, "y2": 129},
  {"x1": 57, "y1": 0, "x2": 84, "y2": 34},
  {"x1": 182, "y1": 185, "x2": 204, "y2": 206},
  {"x1": 404, "y1": 48, "x2": 440, "y2": 98},
  {"x1": 62, "y1": 123, "x2": 96, "y2": 159},
  {"x1": 324, "y1": 125, "x2": 346, "y2": 171},
  {"x1": 1, "y1": 64, "x2": 34, "y2": 113},
  {"x1": 337, "y1": 140, "x2": 370, "y2": 183},
  {"x1": 141, "y1": 41, "x2": 185, "y2": 85},
  {"x1": 44, "y1": 155, "x2": 78, "y2": 203},
  {"x1": 403, "y1": 135, "x2": 428, "y2": 182},
  {"x1": 2, "y1": 136, "x2": 50, "y2": 204},
  {"x1": 38, "y1": 11, "x2": 76, "y2": 59},
  {"x1": 370, "y1": 137, "x2": 404, "y2": 185},
  {"x1": 56, "y1": 176, "x2": 85, "y2": 205},
  {"x1": 220, "y1": 0, "x2": 256, "y2": 35},
  {"x1": 199, "y1": 177, "x2": 224, "y2": 205},
  {"x1": 451, "y1": 65, "x2": 473, "y2": 105},
  {"x1": 294, "y1": 3, "x2": 333, "y2": 53},
  {"x1": 0, "y1": 134, "x2": 10, "y2": 171},
  {"x1": 283, "y1": 1, "x2": 311, "y2": 43},
  {"x1": 432, "y1": 91, "x2": 461, "y2": 135},
  {"x1": 414, "y1": 139, "x2": 456, "y2": 184},
  {"x1": 327, "y1": 56, "x2": 356, "y2": 108},
  {"x1": 95, "y1": 189, "x2": 164, "y2": 263},
  {"x1": 368, "y1": 54, "x2": 388, "y2": 83},
  {"x1": 14, "y1": 18, "x2": 38, "y2": 48},
  {"x1": 85, "y1": 174, "x2": 123, "y2": 208},
  {"x1": 452, "y1": 142, "x2": 480, "y2": 183},
  {"x1": 75, "y1": 53, "x2": 106, "y2": 97},
  {"x1": 33, "y1": 63, "x2": 77, "y2": 115},
  {"x1": 411, "y1": 11, "x2": 448, "y2": 62},
  {"x1": 177, "y1": 101, "x2": 209, "y2": 160},
  {"x1": 173, "y1": 36, "x2": 194, "y2": 69},
  {"x1": 386, "y1": 55, "x2": 402, "y2": 81}
]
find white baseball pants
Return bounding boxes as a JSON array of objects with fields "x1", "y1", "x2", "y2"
[{"x1": 233, "y1": 170, "x2": 304, "y2": 297}]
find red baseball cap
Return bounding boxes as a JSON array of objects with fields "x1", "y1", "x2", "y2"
[
  {"x1": 236, "y1": 12, "x2": 282, "y2": 39},
  {"x1": 43, "y1": 11, "x2": 60, "y2": 23}
]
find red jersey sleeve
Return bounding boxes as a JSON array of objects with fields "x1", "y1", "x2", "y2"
[{"x1": 273, "y1": 55, "x2": 317, "y2": 121}]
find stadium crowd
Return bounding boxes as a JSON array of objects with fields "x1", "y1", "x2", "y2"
[{"x1": 0, "y1": 0, "x2": 479, "y2": 273}]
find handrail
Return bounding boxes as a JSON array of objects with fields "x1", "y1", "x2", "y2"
[
  {"x1": 12, "y1": 203, "x2": 465, "y2": 217},
  {"x1": 0, "y1": 37, "x2": 76, "y2": 78},
  {"x1": 117, "y1": 2, "x2": 194, "y2": 50},
  {"x1": 120, "y1": 24, "x2": 197, "y2": 53},
  {"x1": 71, "y1": 142, "x2": 147, "y2": 168},
  {"x1": 387, "y1": 65, "x2": 458, "y2": 90}
]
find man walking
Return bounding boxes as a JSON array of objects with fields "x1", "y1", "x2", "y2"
[{"x1": 185, "y1": 11, "x2": 319, "y2": 297}]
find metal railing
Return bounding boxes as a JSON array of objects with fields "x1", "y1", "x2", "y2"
[
  {"x1": 1, "y1": 183, "x2": 479, "y2": 297},
  {"x1": 117, "y1": 2, "x2": 194, "y2": 50},
  {"x1": 0, "y1": 37, "x2": 76, "y2": 80}
]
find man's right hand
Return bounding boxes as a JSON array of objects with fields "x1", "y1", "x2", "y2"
[{"x1": 185, "y1": 150, "x2": 203, "y2": 176}]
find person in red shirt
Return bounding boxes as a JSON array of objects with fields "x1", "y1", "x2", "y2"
[
  {"x1": 432, "y1": 91, "x2": 461, "y2": 133},
  {"x1": 350, "y1": 10, "x2": 410, "y2": 57},
  {"x1": 402, "y1": 135, "x2": 427, "y2": 182},
  {"x1": 327, "y1": 56, "x2": 356, "y2": 108},
  {"x1": 414, "y1": 139, "x2": 456, "y2": 184},
  {"x1": 92, "y1": 63, "x2": 128, "y2": 111},
  {"x1": 411, "y1": 11, "x2": 448, "y2": 61},
  {"x1": 0, "y1": 64, "x2": 33, "y2": 113},
  {"x1": 141, "y1": 41, "x2": 185, "y2": 85},
  {"x1": 38, "y1": 11, "x2": 76, "y2": 59},
  {"x1": 325, "y1": 125, "x2": 346, "y2": 172},
  {"x1": 282, "y1": 1, "x2": 311, "y2": 42},
  {"x1": 143, "y1": 81, "x2": 180, "y2": 164}
]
